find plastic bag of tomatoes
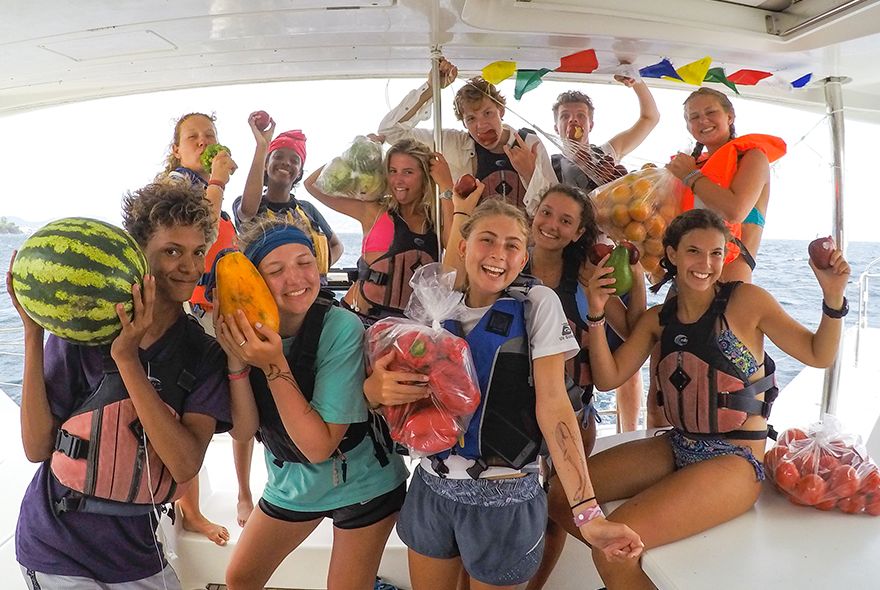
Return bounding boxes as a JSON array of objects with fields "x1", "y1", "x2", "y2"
[
  {"x1": 765, "y1": 417, "x2": 880, "y2": 515},
  {"x1": 365, "y1": 263, "x2": 481, "y2": 457},
  {"x1": 589, "y1": 166, "x2": 684, "y2": 279}
]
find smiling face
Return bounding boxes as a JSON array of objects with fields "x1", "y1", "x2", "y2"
[
  {"x1": 666, "y1": 227, "x2": 726, "y2": 291},
  {"x1": 387, "y1": 152, "x2": 426, "y2": 206},
  {"x1": 172, "y1": 114, "x2": 218, "y2": 173},
  {"x1": 143, "y1": 224, "x2": 207, "y2": 304},
  {"x1": 257, "y1": 243, "x2": 320, "y2": 319},
  {"x1": 462, "y1": 97, "x2": 505, "y2": 150},
  {"x1": 554, "y1": 101, "x2": 592, "y2": 145},
  {"x1": 684, "y1": 94, "x2": 734, "y2": 149},
  {"x1": 459, "y1": 213, "x2": 529, "y2": 307},
  {"x1": 532, "y1": 191, "x2": 586, "y2": 252},
  {"x1": 266, "y1": 147, "x2": 303, "y2": 186}
]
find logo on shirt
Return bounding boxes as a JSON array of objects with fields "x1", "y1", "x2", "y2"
[
  {"x1": 561, "y1": 325, "x2": 573, "y2": 338},
  {"x1": 674, "y1": 334, "x2": 689, "y2": 347}
]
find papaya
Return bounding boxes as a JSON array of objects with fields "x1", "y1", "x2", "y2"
[
  {"x1": 216, "y1": 252, "x2": 280, "y2": 334},
  {"x1": 608, "y1": 244, "x2": 634, "y2": 297}
]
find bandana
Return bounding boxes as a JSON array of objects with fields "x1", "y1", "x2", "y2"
[
  {"x1": 243, "y1": 225, "x2": 315, "y2": 268},
  {"x1": 268, "y1": 130, "x2": 307, "y2": 166}
]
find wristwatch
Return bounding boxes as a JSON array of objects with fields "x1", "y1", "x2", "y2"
[
  {"x1": 440, "y1": 189, "x2": 453, "y2": 200},
  {"x1": 822, "y1": 297, "x2": 849, "y2": 318}
]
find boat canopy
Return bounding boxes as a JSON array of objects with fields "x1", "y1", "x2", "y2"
[{"x1": 3, "y1": 0, "x2": 880, "y2": 121}]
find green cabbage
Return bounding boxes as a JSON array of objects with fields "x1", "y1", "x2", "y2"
[
  {"x1": 354, "y1": 171, "x2": 385, "y2": 200},
  {"x1": 344, "y1": 136, "x2": 383, "y2": 172},
  {"x1": 319, "y1": 157, "x2": 355, "y2": 194},
  {"x1": 200, "y1": 144, "x2": 231, "y2": 173}
]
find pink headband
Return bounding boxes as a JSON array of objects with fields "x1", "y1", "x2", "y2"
[{"x1": 268, "y1": 130, "x2": 307, "y2": 165}]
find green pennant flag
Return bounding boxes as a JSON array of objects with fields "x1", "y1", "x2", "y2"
[
  {"x1": 704, "y1": 67, "x2": 740, "y2": 94},
  {"x1": 514, "y1": 68, "x2": 552, "y2": 100}
]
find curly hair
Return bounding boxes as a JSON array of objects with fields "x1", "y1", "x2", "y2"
[
  {"x1": 381, "y1": 139, "x2": 438, "y2": 227},
  {"x1": 453, "y1": 77, "x2": 506, "y2": 121},
  {"x1": 684, "y1": 88, "x2": 736, "y2": 140},
  {"x1": 122, "y1": 178, "x2": 217, "y2": 247},
  {"x1": 162, "y1": 112, "x2": 217, "y2": 173},
  {"x1": 552, "y1": 90, "x2": 595, "y2": 120},
  {"x1": 236, "y1": 215, "x2": 311, "y2": 255},
  {"x1": 460, "y1": 199, "x2": 529, "y2": 243}
]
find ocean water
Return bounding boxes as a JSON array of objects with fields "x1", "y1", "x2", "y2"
[{"x1": 2, "y1": 233, "x2": 879, "y2": 416}]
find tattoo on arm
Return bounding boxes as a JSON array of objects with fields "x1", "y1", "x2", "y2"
[
  {"x1": 555, "y1": 421, "x2": 588, "y2": 501},
  {"x1": 265, "y1": 364, "x2": 313, "y2": 415}
]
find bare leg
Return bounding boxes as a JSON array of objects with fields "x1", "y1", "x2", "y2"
[
  {"x1": 233, "y1": 437, "x2": 255, "y2": 527},
  {"x1": 615, "y1": 372, "x2": 643, "y2": 433},
  {"x1": 457, "y1": 569, "x2": 470, "y2": 590},
  {"x1": 327, "y1": 512, "x2": 398, "y2": 590},
  {"x1": 409, "y1": 550, "x2": 464, "y2": 590},
  {"x1": 225, "y1": 507, "x2": 321, "y2": 590},
  {"x1": 176, "y1": 475, "x2": 230, "y2": 546}
]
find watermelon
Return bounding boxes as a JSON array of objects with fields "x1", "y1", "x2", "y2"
[{"x1": 11, "y1": 218, "x2": 148, "y2": 345}]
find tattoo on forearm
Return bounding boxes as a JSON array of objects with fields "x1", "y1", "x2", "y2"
[
  {"x1": 266, "y1": 364, "x2": 312, "y2": 415},
  {"x1": 555, "y1": 421, "x2": 588, "y2": 500}
]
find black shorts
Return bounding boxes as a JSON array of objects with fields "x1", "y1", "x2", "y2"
[{"x1": 258, "y1": 482, "x2": 406, "y2": 530}]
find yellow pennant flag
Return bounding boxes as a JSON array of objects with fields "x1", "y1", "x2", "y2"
[
  {"x1": 665, "y1": 56, "x2": 712, "y2": 86},
  {"x1": 482, "y1": 61, "x2": 517, "y2": 84}
]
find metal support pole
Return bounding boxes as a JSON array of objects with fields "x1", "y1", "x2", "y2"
[
  {"x1": 430, "y1": 0, "x2": 444, "y2": 252},
  {"x1": 821, "y1": 77, "x2": 847, "y2": 417}
]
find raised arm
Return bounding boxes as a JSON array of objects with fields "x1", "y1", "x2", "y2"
[
  {"x1": 607, "y1": 77, "x2": 660, "y2": 159},
  {"x1": 238, "y1": 112, "x2": 277, "y2": 223},
  {"x1": 376, "y1": 58, "x2": 457, "y2": 142},
  {"x1": 442, "y1": 179, "x2": 485, "y2": 290}
]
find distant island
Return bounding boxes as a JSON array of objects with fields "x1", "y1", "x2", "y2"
[{"x1": 0, "y1": 217, "x2": 23, "y2": 234}]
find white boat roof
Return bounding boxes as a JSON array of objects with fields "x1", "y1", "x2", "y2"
[{"x1": 4, "y1": 0, "x2": 880, "y2": 121}]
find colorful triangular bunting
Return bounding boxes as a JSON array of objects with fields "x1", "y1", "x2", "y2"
[
  {"x1": 704, "y1": 67, "x2": 740, "y2": 94},
  {"x1": 669, "y1": 56, "x2": 712, "y2": 86},
  {"x1": 639, "y1": 58, "x2": 681, "y2": 80},
  {"x1": 791, "y1": 73, "x2": 812, "y2": 88},
  {"x1": 514, "y1": 68, "x2": 552, "y2": 100},
  {"x1": 482, "y1": 61, "x2": 517, "y2": 84},
  {"x1": 728, "y1": 69, "x2": 772, "y2": 86},
  {"x1": 557, "y1": 49, "x2": 598, "y2": 74}
]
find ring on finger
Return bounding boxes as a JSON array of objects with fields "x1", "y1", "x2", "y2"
[{"x1": 238, "y1": 340, "x2": 247, "y2": 347}]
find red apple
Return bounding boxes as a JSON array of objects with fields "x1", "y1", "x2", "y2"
[
  {"x1": 619, "y1": 240, "x2": 641, "y2": 265},
  {"x1": 253, "y1": 110, "x2": 271, "y2": 131},
  {"x1": 808, "y1": 236, "x2": 834, "y2": 269},
  {"x1": 454, "y1": 174, "x2": 478, "y2": 198},
  {"x1": 588, "y1": 243, "x2": 614, "y2": 265}
]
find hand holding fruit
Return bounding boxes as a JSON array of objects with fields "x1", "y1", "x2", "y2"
[
  {"x1": 584, "y1": 253, "x2": 617, "y2": 314},
  {"x1": 363, "y1": 350, "x2": 430, "y2": 407},
  {"x1": 453, "y1": 174, "x2": 484, "y2": 214},
  {"x1": 216, "y1": 309, "x2": 284, "y2": 374},
  {"x1": 807, "y1": 237, "x2": 850, "y2": 306},
  {"x1": 249, "y1": 110, "x2": 275, "y2": 145},
  {"x1": 206, "y1": 147, "x2": 237, "y2": 184},
  {"x1": 6, "y1": 251, "x2": 42, "y2": 334},
  {"x1": 110, "y1": 276, "x2": 155, "y2": 363},
  {"x1": 665, "y1": 152, "x2": 698, "y2": 181}
]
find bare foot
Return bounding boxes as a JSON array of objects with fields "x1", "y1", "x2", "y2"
[
  {"x1": 177, "y1": 502, "x2": 230, "y2": 546},
  {"x1": 237, "y1": 495, "x2": 254, "y2": 527}
]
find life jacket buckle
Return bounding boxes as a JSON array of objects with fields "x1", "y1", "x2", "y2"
[
  {"x1": 466, "y1": 458, "x2": 488, "y2": 480},
  {"x1": 54, "y1": 493, "x2": 84, "y2": 514},
  {"x1": 430, "y1": 456, "x2": 449, "y2": 478},
  {"x1": 54, "y1": 429, "x2": 88, "y2": 459}
]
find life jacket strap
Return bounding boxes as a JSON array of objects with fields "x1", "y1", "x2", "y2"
[
  {"x1": 430, "y1": 456, "x2": 450, "y2": 478},
  {"x1": 732, "y1": 237, "x2": 757, "y2": 271},
  {"x1": 54, "y1": 429, "x2": 88, "y2": 460},
  {"x1": 466, "y1": 458, "x2": 489, "y2": 480},
  {"x1": 719, "y1": 373, "x2": 776, "y2": 417},
  {"x1": 357, "y1": 258, "x2": 390, "y2": 286}
]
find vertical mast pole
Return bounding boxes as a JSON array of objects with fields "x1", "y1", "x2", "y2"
[
  {"x1": 430, "y1": 0, "x2": 444, "y2": 251},
  {"x1": 821, "y1": 76, "x2": 847, "y2": 417}
]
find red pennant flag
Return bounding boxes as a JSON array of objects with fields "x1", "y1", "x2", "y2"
[
  {"x1": 728, "y1": 69, "x2": 772, "y2": 86},
  {"x1": 557, "y1": 49, "x2": 598, "y2": 74}
]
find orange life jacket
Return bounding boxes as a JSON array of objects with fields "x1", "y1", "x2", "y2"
[
  {"x1": 680, "y1": 134, "x2": 786, "y2": 263},
  {"x1": 191, "y1": 213, "x2": 237, "y2": 309}
]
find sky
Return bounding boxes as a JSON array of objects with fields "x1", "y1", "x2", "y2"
[{"x1": 1, "y1": 76, "x2": 878, "y2": 242}]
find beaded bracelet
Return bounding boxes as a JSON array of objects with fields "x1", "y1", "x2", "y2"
[
  {"x1": 573, "y1": 504, "x2": 604, "y2": 528},
  {"x1": 228, "y1": 366, "x2": 251, "y2": 381}
]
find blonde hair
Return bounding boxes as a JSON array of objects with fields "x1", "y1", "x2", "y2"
[
  {"x1": 236, "y1": 215, "x2": 311, "y2": 254},
  {"x1": 162, "y1": 112, "x2": 217, "y2": 173},
  {"x1": 381, "y1": 139, "x2": 437, "y2": 226},
  {"x1": 460, "y1": 199, "x2": 529, "y2": 242},
  {"x1": 684, "y1": 88, "x2": 736, "y2": 139}
]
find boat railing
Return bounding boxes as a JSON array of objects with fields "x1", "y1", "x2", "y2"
[
  {"x1": 856, "y1": 256, "x2": 880, "y2": 367},
  {"x1": 0, "y1": 325, "x2": 24, "y2": 393}
]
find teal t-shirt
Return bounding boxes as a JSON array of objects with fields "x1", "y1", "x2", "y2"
[{"x1": 261, "y1": 305, "x2": 408, "y2": 511}]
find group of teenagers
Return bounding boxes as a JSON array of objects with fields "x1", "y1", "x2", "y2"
[{"x1": 7, "y1": 57, "x2": 852, "y2": 590}]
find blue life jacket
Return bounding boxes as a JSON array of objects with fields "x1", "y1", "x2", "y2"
[{"x1": 435, "y1": 289, "x2": 542, "y2": 479}]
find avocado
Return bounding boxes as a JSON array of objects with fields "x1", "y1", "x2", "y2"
[{"x1": 608, "y1": 244, "x2": 634, "y2": 296}]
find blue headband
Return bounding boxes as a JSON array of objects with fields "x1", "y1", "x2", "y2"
[{"x1": 244, "y1": 226, "x2": 315, "y2": 268}]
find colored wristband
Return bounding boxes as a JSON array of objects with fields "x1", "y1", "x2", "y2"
[
  {"x1": 454, "y1": 211, "x2": 470, "y2": 217},
  {"x1": 228, "y1": 366, "x2": 251, "y2": 381},
  {"x1": 822, "y1": 296, "x2": 849, "y2": 318},
  {"x1": 573, "y1": 504, "x2": 604, "y2": 528},
  {"x1": 683, "y1": 170, "x2": 702, "y2": 188},
  {"x1": 570, "y1": 496, "x2": 597, "y2": 510},
  {"x1": 208, "y1": 178, "x2": 227, "y2": 189}
]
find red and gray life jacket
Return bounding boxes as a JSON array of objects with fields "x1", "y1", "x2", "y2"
[
  {"x1": 356, "y1": 211, "x2": 439, "y2": 318},
  {"x1": 434, "y1": 284, "x2": 542, "y2": 479},
  {"x1": 475, "y1": 128, "x2": 535, "y2": 211},
  {"x1": 50, "y1": 317, "x2": 206, "y2": 516},
  {"x1": 656, "y1": 281, "x2": 778, "y2": 440},
  {"x1": 249, "y1": 290, "x2": 390, "y2": 473}
]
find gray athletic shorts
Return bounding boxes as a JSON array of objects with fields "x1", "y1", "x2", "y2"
[
  {"x1": 397, "y1": 466, "x2": 547, "y2": 586},
  {"x1": 20, "y1": 564, "x2": 182, "y2": 590}
]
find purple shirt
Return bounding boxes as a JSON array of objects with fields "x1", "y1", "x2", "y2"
[{"x1": 16, "y1": 314, "x2": 231, "y2": 583}]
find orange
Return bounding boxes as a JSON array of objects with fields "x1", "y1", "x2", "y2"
[
  {"x1": 659, "y1": 202, "x2": 678, "y2": 221},
  {"x1": 623, "y1": 221, "x2": 647, "y2": 242},
  {"x1": 632, "y1": 178, "x2": 653, "y2": 200},
  {"x1": 610, "y1": 183, "x2": 632, "y2": 203},
  {"x1": 611, "y1": 204, "x2": 631, "y2": 228},
  {"x1": 641, "y1": 255, "x2": 660, "y2": 272},
  {"x1": 644, "y1": 238, "x2": 664, "y2": 256},
  {"x1": 595, "y1": 207, "x2": 611, "y2": 229},
  {"x1": 628, "y1": 200, "x2": 651, "y2": 221},
  {"x1": 593, "y1": 189, "x2": 611, "y2": 207},
  {"x1": 645, "y1": 215, "x2": 666, "y2": 238}
]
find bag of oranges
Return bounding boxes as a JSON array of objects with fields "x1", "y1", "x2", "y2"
[{"x1": 589, "y1": 166, "x2": 684, "y2": 278}]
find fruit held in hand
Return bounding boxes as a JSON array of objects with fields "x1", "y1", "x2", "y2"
[
  {"x1": 607, "y1": 245, "x2": 634, "y2": 296},
  {"x1": 454, "y1": 174, "x2": 478, "y2": 198},
  {"x1": 620, "y1": 240, "x2": 640, "y2": 265},
  {"x1": 808, "y1": 236, "x2": 835, "y2": 269},
  {"x1": 588, "y1": 243, "x2": 614, "y2": 265},
  {"x1": 567, "y1": 123, "x2": 585, "y2": 141},
  {"x1": 200, "y1": 144, "x2": 231, "y2": 173},
  {"x1": 253, "y1": 110, "x2": 271, "y2": 131}
]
